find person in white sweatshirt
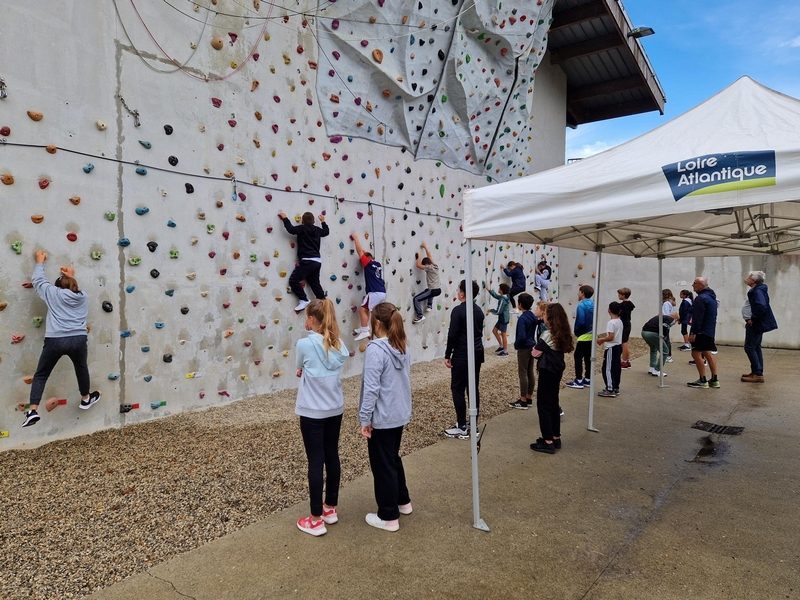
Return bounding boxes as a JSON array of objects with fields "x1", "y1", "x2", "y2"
[
  {"x1": 22, "y1": 250, "x2": 100, "y2": 427},
  {"x1": 294, "y1": 299, "x2": 351, "y2": 537},
  {"x1": 359, "y1": 303, "x2": 413, "y2": 532}
]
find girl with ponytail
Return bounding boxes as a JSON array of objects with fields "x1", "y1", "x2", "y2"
[
  {"x1": 294, "y1": 299, "x2": 350, "y2": 537},
  {"x1": 358, "y1": 303, "x2": 413, "y2": 532}
]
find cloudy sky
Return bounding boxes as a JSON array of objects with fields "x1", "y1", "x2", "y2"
[{"x1": 566, "y1": 0, "x2": 800, "y2": 160}]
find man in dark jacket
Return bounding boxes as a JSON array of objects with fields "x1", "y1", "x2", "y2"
[
  {"x1": 502, "y1": 261, "x2": 526, "y2": 309},
  {"x1": 279, "y1": 211, "x2": 329, "y2": 312},
  {"x1": 742, "y1": 270, "x2": 778, "y2": 383},
  {"x1": 687, "y1": 277, "x2": 720, "y2": 389},
  {"x1": 444, "y1": 280, "x2": 484, "y2": 438}
]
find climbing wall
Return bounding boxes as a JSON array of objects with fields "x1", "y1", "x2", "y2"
[
  {"x1": 0, "y1": 0, "x2": 558, "y2": 449},
  {"x1": 317, "y1": 0, "x2": 555, "y2": 180}
]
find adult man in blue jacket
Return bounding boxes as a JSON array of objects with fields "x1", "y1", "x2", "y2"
[
  {"x1": 742, "y1": 270, "x2": 778, "y2": 383},
  {"x1": 687, "y1": 277, "x2": 720, "y2": 389}
]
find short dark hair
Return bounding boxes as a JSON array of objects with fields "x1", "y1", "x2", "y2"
[
  {"x1": 421, "y1": 257, "x2": 432, "y2": 265},
  {"x1": 499, "y1": 283, "x2": 510, "y2": 294},
  {"x1": 579, "y1": 285, "x2": 594, "y2": 299},
  {"x1": 301, "y1": 212, "x2": 315, "y2": 226},
  {"x1": 608, "y1": 301, "x2": 621, "y2": 316},
  {"x1": 459, "y1": 279, "x2": 479, "y2": 298},
  {"x1": 518, "y1": 293, "x2": 534, "y2": 311}
]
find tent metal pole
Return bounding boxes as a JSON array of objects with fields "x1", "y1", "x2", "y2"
[
  {"x1": 587, "y1": 244, "x2": 602, "y2": 433},
  {"x1": 657, "y1": 242, "x2": 668, "y2": 388},
  {"x1": 465, "y1": 239, "x2": 490, "y2": 532}
]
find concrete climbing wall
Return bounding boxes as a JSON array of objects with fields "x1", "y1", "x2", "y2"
[{"x1": 0, "y1": 1, "x2": 560, "y2": 449}]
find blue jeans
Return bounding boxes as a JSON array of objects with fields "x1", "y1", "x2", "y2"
[{"x1": 744, "y1": 326, "x2": 764, "y2": 375}]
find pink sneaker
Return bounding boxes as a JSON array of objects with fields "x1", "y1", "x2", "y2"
[
  {"x1": 398, "y1": 503, "x2": 413, "y2": 515},
  {"x1": 296, "y1": 516, "x2": 327, "y2": 536},
  {"x1": 321, "y1": 506, "x2": 338, "y2": 524}
]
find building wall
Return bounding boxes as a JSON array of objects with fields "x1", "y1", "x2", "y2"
[
  {"x1": 558, "y1": 250, "x2": 798, "y2": 348},
  {"x1": 0, "y1": 1, "x2": 562, "y2": 449}
]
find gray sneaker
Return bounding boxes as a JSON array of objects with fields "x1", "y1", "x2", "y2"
[{"x1": 443, "y1": 425, "x2": 468, "y2": 438}]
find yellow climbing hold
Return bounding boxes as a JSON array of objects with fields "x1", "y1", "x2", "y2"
[{"x1": 211, "y1": 36, "x2": 223, "y2": 50}]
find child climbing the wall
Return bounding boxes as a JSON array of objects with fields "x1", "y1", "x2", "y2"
[
  {"x1": 502, "y1": 261, "x2": 526, "y2": 309},
  {"x1": 487, "y1": 282, "x2": 511, "y2": 356},
  {"x1": 443, "y1": 280, "x2": 485, "y2": 439},
  {"x1": 596, "y1": 302, "x2": 624, "y2": 397},
  {"x1": 358, "y1": 303, "x2": 413, "y2": 532},
  {"x1": 534, "y1": 262, "x2": 551, "y2": 302},
  {"x1": 294, "y1": 298, "x2": 350, "y2": 537},
  {"x1": 278, "y1": 210, "x2": 329, "y2": 313},
  {"x1": 351, "y1": 233, "x2": 387, "y2": 341},
  {"x1": 617, "y1": 288, "x2": 635, "y2": 369},
  {"x1": 22, "y1": 250, "x2": 101, "y2": 428},
  {"x1": 509, "y1": 293, "x2": 538, "y2": 410},
  {"x1": 411, "y1": 241, "x2": 441, "y2": 324}
]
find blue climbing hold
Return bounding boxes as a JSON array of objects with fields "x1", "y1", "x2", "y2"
[
  {"x1": 338, "y1": 241, "x2": 345, "y2": 249},
  {"x1": 120, "y1": 329, "x2": 132, "y2": 338},
  {"x1": 125, "y1": 285, "x2": 136, "y2": 293},
  {"x1": 139, "y1": 140, "x2": 152, "y2": 149},
  {"x1": 135, "y1": 166, "x2": 147, "y2": 175},
  {"x1": 330, "y1": 274, "x2": 337, "y2": 281},
  {"x1": 339, "y1": 217, "x2": 345, "y2": 224},
  {"x1": 83, "y1": 163, "x2": 95, "y2": 174},
  {"x1": 141, "y1": 345, "x2": 150, "y2": 352},
  {"x1": 154, "y1": 322, "x2": 165, "y2": 329},
  {"x1": 167, "y1": 219, "x2": 177, "y2": 228},
  {"x1": 108, "y1": 373, "x2": 120, "y2": 381},
  {"x1": 144, "y1": 375, "x2": 153, "y2": 383},
  {"x1": 118, "y1": 237, "x2": 131, "y2": 247},
  {"x1": 164, "y1": 289, "x2": 175, "y2": 297},
  {"x1": 135, "y1": 207, "x2": 150, "y2": 216}
]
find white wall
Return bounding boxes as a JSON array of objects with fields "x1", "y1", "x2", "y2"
[
  {"x1": 558, "y1": 249, "x2": 798, "y2": 348},
  {"x1": 0, "y1": 1, "x2": 564, "y2": 449},
  {"x1": 529, "y1": 53, "x2": 567, "y2": 174}
]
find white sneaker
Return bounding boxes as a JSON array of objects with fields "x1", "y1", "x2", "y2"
[
  {"x1": 294, "y1": 299, "x2": 310, "y2": 312},
  {"x1": 443, "y1": 425, "x2": 468, "y2": 438},
  {"x1": 665, "y1": 356, "x2": 674, "y2": 363},
  {"x1": 354, "y1": 329, "x2": 371, "y2": 341},
  {"x1": 398, "y1": 503, "x2": 413, "y2": 515},
  {"x1": 412, "y1": 315, "x2": 425, "y2": 324},
  {"x1": 425, "y1": 306, "x2": 433, "y2": 312},
  {"x1": 365, "y1": 513, "x2": 399, "y2": 532}
]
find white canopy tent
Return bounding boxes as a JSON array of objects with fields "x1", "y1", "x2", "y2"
[{"x1": 459, "y1": 77, "x2": 800, "y2": 530}]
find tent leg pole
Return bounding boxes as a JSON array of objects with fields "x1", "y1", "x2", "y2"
[
  {"x1": 657, "y1": 245, "x2": 668, "y2": 388},
  {"x1": 587, "y1": 246, "x2": 602, "y2": 433},
  {"x1": 465, "y1": 239, "x2": 489, "y2": 532}
]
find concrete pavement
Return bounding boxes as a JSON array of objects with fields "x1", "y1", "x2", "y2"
[{"x1": 91, "y1": 347, "x2": 800, "y2": 599}]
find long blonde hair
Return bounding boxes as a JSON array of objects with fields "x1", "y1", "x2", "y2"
[
  {"x1": 306, "y1": 299, "x2": 341, "y2": 351},
  {"x1": 371, "y1": 303, "x2": 407, "y2": 354}
]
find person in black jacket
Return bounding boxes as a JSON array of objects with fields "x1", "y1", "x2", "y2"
[
  {"x1": 742, "y1": 271, "x2": 778, "y2": 383},
  {"x1": 279, "y1": 211, "x2": 329, "y2": 313},
  {"x1": 443, "y1": 280, "x2": 484, "y2": 439},
  {"x1": 687, "y1": 277, "x2": 719, "y2": 389}
]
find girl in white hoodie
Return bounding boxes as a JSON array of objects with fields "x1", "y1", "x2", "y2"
[{"x1": 295, "y1": 299, "x2": 350, "y2": 537}]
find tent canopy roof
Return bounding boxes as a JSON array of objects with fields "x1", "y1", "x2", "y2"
[{"x1": 464, "y1": 77, "x2": 800, "y2": 257}]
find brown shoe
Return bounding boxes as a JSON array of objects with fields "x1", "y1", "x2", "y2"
[
  {"x1": 741, "y1": 374, "x2": 765, "y2": 383},
  {"x1": 741, "y1": 372, "x2": 753, "y2": 378}
]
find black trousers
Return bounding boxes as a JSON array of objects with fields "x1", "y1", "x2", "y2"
[
  {"x1": 574, "y1": 340, "x2": 592, "y2": 380},
  {"x1": 451, "y1": 357, "x2": 482, "y2": 429},
  {"x1": 299, "y1": 414, "x2": 342, "y2": 517},
  {"x1": 30, "y1": 335, "x2": 90, "y2": 405},
  {"x1": 509, "y1": 284, "x2": 525, "y2": 308},
  {"x1": 289, "y1": 260, "x2": 325, "y2": 302},
  {"x1": 601, "y1": 345, "x2": 623, "y2": 391},
  {"x1": 536, "y1": 368, "x2": 562, "y2": 441},
  {"x1": 412, "y1": 287, "x2": 441, "y2": 317},
  {"x1": 367, "y1": 426, "x2": 411, "y2": 521}
]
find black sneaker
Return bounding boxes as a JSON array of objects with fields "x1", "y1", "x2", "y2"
[
  {"x1": 598, "y1": 389, "x2": 616, "y2": 397},
  {"x1": 79, "y1": 390, "x2": 101, "y2": 410},
  {"x1": 535, "y1": 437, "x2": 561, "y2": 449},
  {"x1": 530, "y1": 439, "x2": 556, "y2": 454},
  {"x1": 22, "y1": 410, "x2": 40, "y2": 427},
  {"x1": 687, "y1": 378, "x2": 709, "y2": 389},
  {"x1": 508, "y1": 400, "x2": 530, "y2": 410}
]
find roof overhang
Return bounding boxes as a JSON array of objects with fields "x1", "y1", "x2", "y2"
[{"x1": 549, "y1": 0, "x2": 666, "y2": 126}]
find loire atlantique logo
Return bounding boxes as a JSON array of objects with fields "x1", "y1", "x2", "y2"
[{"x1": 661, "y1": 150, "x2": 776, "y2": 201}]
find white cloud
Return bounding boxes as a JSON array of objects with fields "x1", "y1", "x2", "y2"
[
  {"x1": 566, "y1": 140, "x2": 618, "y2": 160},
  {"x1": 782, "y1": 36, "x2": 800, "y2": 48}
]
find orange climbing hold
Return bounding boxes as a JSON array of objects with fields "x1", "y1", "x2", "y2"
[
  {"x1": 1, "y1": 174, "x2": 13, "y2": 185},
  {"x1": 69, "y1": 196, "x2": 81, "y2": 205},
  {"x1": 211, "y1": 36, "x2": 223, "y2": 50},
  {"x1": 31, "y1": 214, "x2": 44, "y2": 224},
  {"x1": 27, "y1": 110, "x2": 44, "y2": 121},
  {"x1": 46, "y1": 144, "x2": 57, "y2": 154},
  {"x1": 372, "y1": 49, "x2": 384, "y2": 63}
]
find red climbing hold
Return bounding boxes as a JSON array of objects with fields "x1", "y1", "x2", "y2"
[
  {"x1": 211, "y1": 97, "x2": 222, "y2": 108},
  {"x1": 38, "y1": 178, "x2": 50, "y2": 190},
  {"x1": 228, "y1": 119, "x2": 237, "y2": 127},
  {"x1": 66, "y1": 232, "x2": 78, "y2": 242}
]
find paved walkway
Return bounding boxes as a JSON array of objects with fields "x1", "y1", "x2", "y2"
[{"x1": 92, "y1": 347, "x2": 800, "y2": 599}]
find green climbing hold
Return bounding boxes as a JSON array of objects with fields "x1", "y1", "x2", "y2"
[
  {"x1": 207, "y1": 224, "x2": 216, "y2": 234},
  {"x1": 91, "y1": 250, "x2": 103, "y2": 260},
  {"x1": 138, "y1": 140, "x2": 152, "y2": 149},
  {"x1": 249, "y1": 253, "x2": 257, "y2": 262},
  {"x1": 104, "y1": 211, "x2": 116, "y2": 221},
  {"x1": 169, "y1": 249, "x2": 179, "y2": 259},
  {"x1": 439, "y1": 184, "x2": 445, "y2": 198},
  {"x1": 32, "y1": 316, "x2": 43, "y2": 328},
  {"x1": 128, "y1": 256, "x2": 142, "y2": 266},
  {"x1": 465, "y1": 54, "x2": 471, "y2": 63},
  {"x1": 441, "y1": 94, "x2": 448, "y2": 103},
  {"x1": 11, "y1": 240, "x2": 22, "y2": 255}
]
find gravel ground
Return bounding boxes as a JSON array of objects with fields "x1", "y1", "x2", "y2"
[{"x1": 0, "y1": 339, "x2": 647, "y2": 599}]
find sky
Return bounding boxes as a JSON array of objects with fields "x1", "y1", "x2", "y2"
[{"x1": 565, "y1": 0, "x2": 800, "y2": 160}]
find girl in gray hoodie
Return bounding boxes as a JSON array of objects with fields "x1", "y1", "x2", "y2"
[
  {"x1": 359, "y1": 303, "x2": 413, "y2": 532},
  {"x1": 22, "y1": 250, "x2": 100, "y2": 427},
  {"x1": 295, "y1": 299, "x2": 350, "y2": 537}
]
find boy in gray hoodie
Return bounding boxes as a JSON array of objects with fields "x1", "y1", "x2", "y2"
[
  {"x1": 359, "y1": 303, "x2": 413, "y2": 532},
  {"x1": 23, "y1": 250, "x2": 100, "y2": 427}
]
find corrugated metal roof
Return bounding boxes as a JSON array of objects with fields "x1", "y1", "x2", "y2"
[{"x1": 549, "y1": 0, "x2": 666, "y2": 126}]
